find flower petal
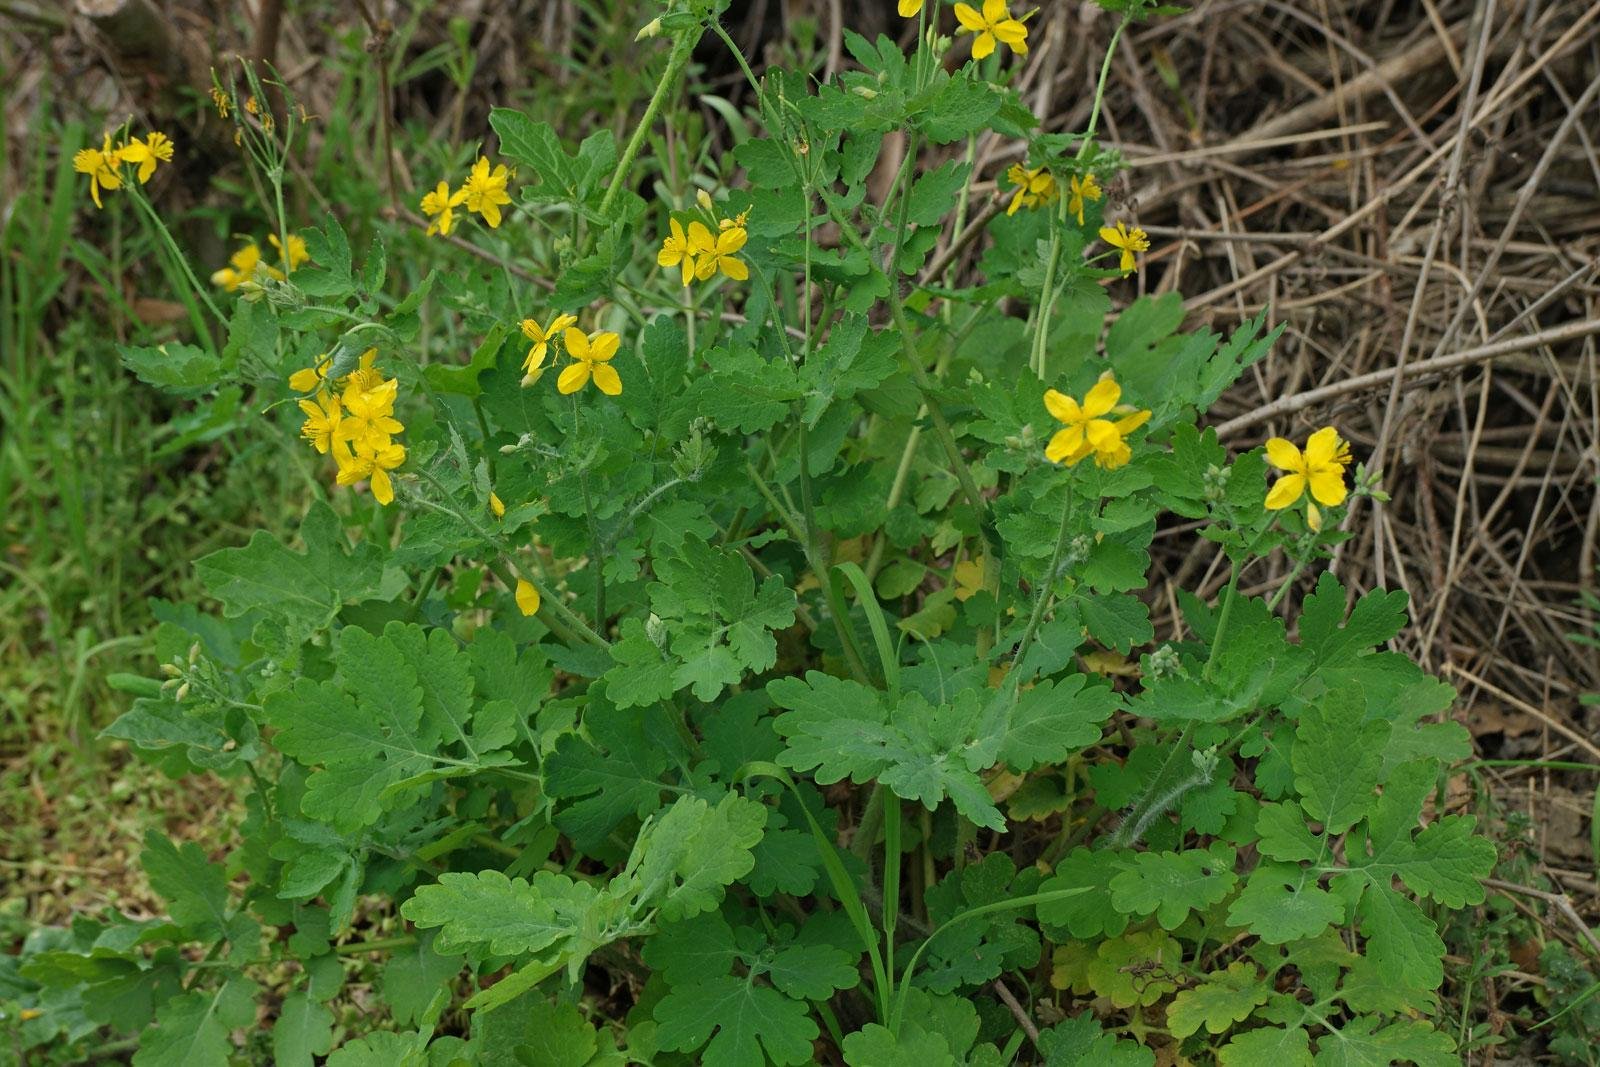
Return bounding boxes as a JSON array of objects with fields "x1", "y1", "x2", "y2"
[
  {"x1": 563, "y1": 327, "x2": 590, "y2": 361},
  {"x1": 1263, "y1": 437, "x2": 1303, "y2": 473},
  {"x1": 1082, "y1": 377, "x2": 1121, "y2": 417},
  {"x1": 953, "y1": 2, "x2": 985, "y2": 30},
  {"x1": 592, "y1": 363, "x2": 623, "y2": 396},
  {"x1": 588, "y1": 332, "x2": 621, "y2": 362},
  {"x1": 1264, "y1": 473, "x2": 1306, "y2": 510},
  {"x1": 1307, "y1": 469, "x2": 1348, "y2": 507},
  {"x1": 718, "y1": 255, "x2": 749, "y2": 281},
  {"x1": 1302, "y1": 426, "x2": 1343, "y2": 467},
  {"x1": 1042, "y1": 388, "x2": 1081, "y2": 424},
  {"x1": 557, "y1": 362, "x2": 590, "y2": 394},
  {"x1": 1044, "y1": 425, "x2": 1084, "y2": 463}
]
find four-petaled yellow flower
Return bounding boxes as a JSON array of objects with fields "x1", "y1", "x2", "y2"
[
  {"x1": 337, "y1": 377, "x2": 405, "y2": 452},
  {"x1": 657, "y1": 218, "x2": 697, "y2": 286},
  {"x1": 289, "y1": 348, "x2": 379, "y2": 393},
  {"x1": 520, "y1": 312, "x2": 578, "y2": 384},
  {"x1": 1005, "y1": 164, "x2": 1056, "y2": 216},
  {"x1": 1042, "y1": 376, "x2": 1151, "y2": 470},
  {"x1": 691, "y1": 221, "x2": 750, "y2": 282},
  {"x1": 1098, "y1": 220, "x2": 1149, "y2": 274},
  {"x1": 1264, "y1": 427, "x2": 1352, "y2": 531},
  {"x1": 212, "y1": 243, "x2": 273, "y2": 291},
  {"x1": 899, "y1": 0, "x2": 924, "y2": 18},
  {"x1": 558, "y1": 327, "x2": 623, "y2": 396},
  {"x1": 954, "y1": 0, "x2": 1031, "y2": 60},
  {"x1": 1066, "y1": 173, "x2": 1101, "y2": 226},
  {"x1": 268, "y1": 232, "x2": 310, "y2": 272},
  {"x1": 73, "y1": 134, "x2": 123, "y2": 209},
  {"x1": 515, "y1": 578, "x2": 540, "y2": 616},
  {"x1": 421, "y1": 180, "x2": 468, "y2": 237},
  {"x1": 297, "y1": 391, "x2": 342, "y2": 454},
  {"x1": 117, "y1": 131, "x2": 174, "y2": 184},
  {"x1": 335, "y1": 438, "x2": 407, "y2": 506},
  {"x1": 462, "y1": 156, "x2": 512, "y2": 228}
]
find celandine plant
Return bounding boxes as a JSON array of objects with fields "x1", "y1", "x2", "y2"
[{"x1": 11, "y1": 1, "x2": 1495, "y2": 1064}]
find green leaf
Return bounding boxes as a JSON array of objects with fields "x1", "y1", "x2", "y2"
[
  {"x1": 990, "y1": 674, "x2": 1117, "y2": 771},
  {"x1": 621, "y1": 793, "x2": 767, "y2": 922},
  {"x1": 1299, "y1": 573, "x2": 1409, "y2": 667},
  {"x1": 489, "y1": 108, "x2": 575, "y2": 193},
  {"x1": 920, "y1": 853, "x2": 1042, "y2": 993},
  {"x1": 1108, "y1": 844, "x2": 1238, "y2": 930},
  {"x1": 1354, "y1": 883, "x2": 1445, "y2": 991},
  {"x1": 196, "y1": 501, "x2": 385, "y2": 638},
  {"x1": 1166, "y1": 961, "x2": 1269, "y2": 1038},
  {"x1": 132, "y1": 978, "x2": 257, "y2": 1067},
  {"x1": 1311, "y1": 1016, "x2": 1457, "y2": 1067},
  {"x1": 272, "y1": 991, "x2": 335, "y2": 1067},
  {"x1": 688, "y1": 346, "x2": 802, "y2": 434},
  {"x1": 650, "y1": 537, "x2": 798, "y2": 702},
  {"x1": 140, "y1": 831, "x2": 231, "y2": 942},
  {"x1": 842, "y1": 1024, "x2": 960, "y2": 1066},
  {"x1": 381, "y1": 930, "x2": 464, "y2": 1027},
  {"x1": 401, "y1": 869, "x2": 599, "y2": 956},
  {"x1": 798, "y1": 316, "x2": 897, "y2": 426},
  {"x1": 600, "y1": 618, "x2": 678, "y2": 709},
  {"x1": 1254, "y1": 802, "x2": 1324, "y2": 863},
  {"x1": 324, "y1": 1031, "x2": 432, "y2": 1067},
  {"x1": 1036, "y1": 848, "x2": 1134, "y2": 940},
  {"x1": 1039, "y1": 1014, "x2": 1156, "y2": 1066},
  {"x1": 1226, "y1": 864, "x2": 1343, "y2": 944},
  {"x1": 1292, "y1": 693, "x2": 1387, "y2": 834},
  {"x1": 119, "y1": 342, "x2": 223, "y2": 395},
  {"x1": 545, "y1": 698, "x2": 674, "y2": 848},
  {"x1": 906, "y1": 161, "x2": 971, "y2": 226},
  {"x1": 1218, "y1": 1026, "x2": 1313, "y2": 1067},
  {"x1": 653, "y1": 975, "x2": 818, "y2": 1067},
  {"x1": 770, "y1": 675, "x2": 1005, "y2": 830}
]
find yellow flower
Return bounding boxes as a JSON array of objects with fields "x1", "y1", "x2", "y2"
[
  {"x1": 1042, "y1": 376, "x2": 1151, "y2": 470},
  {"x1": 690, "y1": 221, "x2": 749, "y2": 282},
  {"x1": 558, "y1": 327, "x2": 623, "y2": 397},
  {"x1": 421, "y1": 180, "x2": 468, "y2": 236},
  {"x1": 336, "y1": 377, "x2": 405, "y2": 452},
  {"x1": 72, "y1": 134, "x2": 123, "y2": 209},
  {"x1": 899, "y1": 0, "x2": 924, "y2": 16},
  {"x1": 210, "y1": 87, "x2": 232, "y2": 118},
  {"x1": 954, "y1": 0, "x2": 1031, "y2": 60},
  {"x1": 657, "y1": 218, "x2": 696, "y2": 287},
  {"x1": 520, "y1": 313, "x2": 578, "y2": 384},
  {"x1": 211, "y1": 242, "x2": 285, "y2": 291},
  {"x1": 462, "y1": 156, "x2": 512, "y2": 228},
  {"x1": 117, "y1": 131, "x2": 174, "y2": 184},
  {"x1": 1264, "y1": 427, "x2": 1352, "y2": 513},
  {"x1": 297, "y1": 390, "x2": 342, "y2": 454},
  {"x1": 719, "y1": 207, "x2": 751, "y2": 232},
  {"x1": 1004, "y1": 164, "x2": 1056, "y2": 216},
  {"x1": 288, "y1": 348, "x2": 378, "y2": 393},
  {"x1": 268, "y1": 232, "x2": 310, "y2": 273},
  {"x1": 490, "y1": 492, "x2": 506, "y2": 518},
  {"x1": 515, "y1": 578, "x2": 540, "y2": 616},
  {"x1": 344, "y1": 348, "x2": 383, "y2": 392},
  {"x1": 1098, "y1": 220, "x2": 1149, "y2": 274},
  {"x1": 335, "y1": 438, "x2": 406, "y2": 506},
  {"x1": 1066, "y1": 173, "x2": 1101, "y2": 226}
]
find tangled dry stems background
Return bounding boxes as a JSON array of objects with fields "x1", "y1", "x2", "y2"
[{"x1": 3, "y1": 0, "x2": 1599, "y2": 1047}]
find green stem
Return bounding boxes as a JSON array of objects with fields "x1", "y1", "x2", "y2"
[
  {"x1": 599, "y1": 31, "x2": 697, "y2": 219},
  {"x1": 1077, "y1": 15, "x2": 1132, "y2": 162},
  {"x1": 412, "y1": 466, "x2": 608, "y2": 647},
  {"x1": 1203, "y1": 526, "x2": 1269, "y2": 680}
]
